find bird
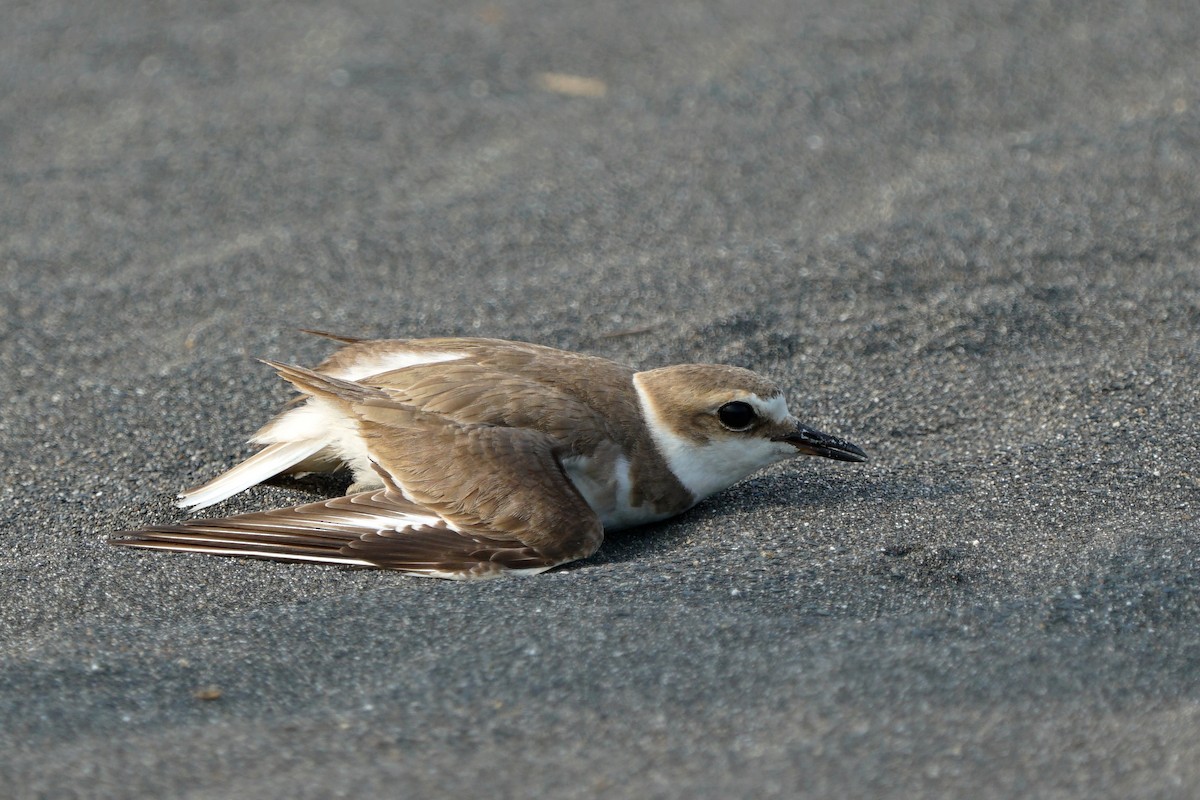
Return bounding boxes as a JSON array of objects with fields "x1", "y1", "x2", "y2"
[{"x1": 110, "y1": 331, "x2": 867, "y2": 579}]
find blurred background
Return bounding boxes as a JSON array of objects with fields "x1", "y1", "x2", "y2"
[{"x1": 2, "y1": 1, "x2": 1199, "y2": 797}]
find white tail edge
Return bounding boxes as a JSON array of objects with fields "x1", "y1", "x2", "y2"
[{"x1": 177, "y1": 440, "x2": 328, "y2": 510}]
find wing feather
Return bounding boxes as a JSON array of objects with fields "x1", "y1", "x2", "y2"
[
  {"x1": 113, "y1": 488, "x2": 573, "y2": 578},
  {"x1": 113, "y1": 368, "x2": 606, "y2": 579}
]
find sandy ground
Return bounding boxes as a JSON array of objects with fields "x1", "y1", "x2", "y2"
[{"x1": 2, "y1": 0, "x2": 1199, "y2": 797}]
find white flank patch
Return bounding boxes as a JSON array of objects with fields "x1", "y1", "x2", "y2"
[
  {"x1": 562, "y1": 453, "x2": 661, "y2": 531},
  {"x1": 252, "y1": 401, "x2": 338, "y2": 444},
  {"x1": 561, "y1": 454, "x2": 614, "y2": 520},
  {"x1": 328, "y1": 351, "x2": 464, "y2": 381},
  {"x1": 255, "y1": 351, "x2": 464, "y2": 444},
  {"x1": 252, "y1": 397, "x2": 373, "y2": 480},
  {"x1": 180, "y1": 350, "x2": 466, "y2": 508},
  {"x1": 251, "y1": 352, "x2": 465, "y2": 485}
]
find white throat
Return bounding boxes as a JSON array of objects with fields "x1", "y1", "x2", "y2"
[{"x1": 633, "y1": 377, "x2": 795, "y2": 502}]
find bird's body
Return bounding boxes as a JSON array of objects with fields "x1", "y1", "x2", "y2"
[{"x1": 111, "y1": 333, "x2": 867, "y2": 579}]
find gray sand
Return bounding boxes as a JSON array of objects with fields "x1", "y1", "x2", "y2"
[{"x1": 2, "y1": 0, "x2": 1198, "y2": 797}]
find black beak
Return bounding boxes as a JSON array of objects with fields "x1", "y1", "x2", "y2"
[{"x1": 772, "y1": 423, "x2": 868, "y2": 463}]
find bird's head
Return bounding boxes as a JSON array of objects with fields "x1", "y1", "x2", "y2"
[{"x1": 633, "y1": 364, "x2": 867, "y2": 501}]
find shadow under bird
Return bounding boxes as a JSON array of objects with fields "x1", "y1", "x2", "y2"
[{"x1": 111, "y1": 332, "x2": 867, "y2": 579}]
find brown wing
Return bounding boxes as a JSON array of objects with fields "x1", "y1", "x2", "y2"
[
  {"x1": 111, "y1": 489, "x2": 576, "y2": 578},
  {"x1": 113, "y1": 366, "x2": 605, "y2": 579},
  {"x1": 315, "y1": 337, "x2": 640, "y2": 440},
  {"x1": 364, "y1": 362, "x2": 617, "y2": 448}
]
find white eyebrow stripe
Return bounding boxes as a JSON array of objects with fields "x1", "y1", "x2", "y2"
[{"x1": 751, "y1": 393, "x2": 790, "y2": 423}]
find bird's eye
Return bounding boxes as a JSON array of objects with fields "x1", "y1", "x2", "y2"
[{"x1": 717, "y1": 401, "x2": 757, "y2": 431}]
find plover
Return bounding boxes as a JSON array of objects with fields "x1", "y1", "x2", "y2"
[{"x1": 111, "y1": 332, "x2": 867, "y2": 579}]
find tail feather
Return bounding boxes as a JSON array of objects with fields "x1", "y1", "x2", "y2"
[
  {"x1": 178, "y1": 439, "x2": 328, "y2": 511},
  {"x1": 297, "y1": 329, "x2": 368, "y2": 344},
  {"x1": 177, "y1": 356, "x2": 388, "y2": 512}
]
